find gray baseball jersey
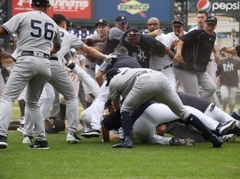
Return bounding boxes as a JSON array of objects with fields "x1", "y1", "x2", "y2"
[
  {"x1": 57, "y1": 27, "x2": 84, "y2": 65},
  {"x1": 2, "y1": 11, "x2": 61, "y2": 58},
  {"x1": 0, "y1": 10, "x2": 61, "y2": 144},
  {"x1": 109, "y1": 68, "x2": 157, "y2": 99},
  {"x1": 109, "y1": 68, "x2": 190, "y2": 120}
]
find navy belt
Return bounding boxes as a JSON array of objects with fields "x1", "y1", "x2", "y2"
[
  {"x1": 49, "y1": 56, "x2": 58, "y2": 61},
  {"x1": 157, "y1": 64, "x2": 174, "y2": 71},
  {"x1": 85, "y1": 64, "x2": 95, "y2": 71},
  {"x1": 21, "y1": 51, "x2": 49, "y2": 59}
]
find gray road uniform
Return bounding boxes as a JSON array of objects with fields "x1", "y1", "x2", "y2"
[
  {"x1": 24, "y1": 27, "x2": 85, "y2": 140},
  {"x1": 0, "y1": 10, "x2": 61, "y2": 147},
  {"x1": 109, "y1": 68, "x2": 190, "y2": 118}
]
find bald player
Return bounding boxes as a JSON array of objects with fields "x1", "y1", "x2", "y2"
[{"x1": 147, "y1": 17, "x2": 176, "y2": 89}]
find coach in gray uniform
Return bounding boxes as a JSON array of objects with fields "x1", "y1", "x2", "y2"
[{"x1": 0, "y1": 0, "x2": 61, "y2": 149}]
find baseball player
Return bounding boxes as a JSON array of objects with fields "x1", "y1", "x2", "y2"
[
  {"x1": 216, "y1": 51, "x2": 240, "y2": 113},
  {"x1": 101, "y1": 101, "x2": 239, "y2": 145},
  {"x1": 95, "y1": 14, "x2": 128, "y2": 76},
  {"x1": 106, "y1": 68, "x2": 223, "y2": 148},
  {"x1": 101, "y1": 102, "x2": 196, "y2": 146},
  {"x1": 157, "y1": 91, "x2": 240, "y2": 142},
  {"x1": 82, "y1": 92, "x2": 239, "y2": 145},
  {"x1": 146, "y1": 17, "x2": 177, "y2": 89},
  {"x1": 82, "y1": 18, "x2": 109, "y2": 106},
  {"x1": 23, "y1": 13, "x2": 116, "y2": 144},
  {"x1": 0, "y1": 0, "x2": 61, "y2": 149},
  {"x1": 81, "y1": 46, "x2": 141, "y2": 138},
  {"x1": 221, "y1": 45, "x2": 240, "y2": 118},
  {"x1": 188, "y1": 10, "x2": 220, "y2": 107},
  {"x1": 119, "y1": 26, "x2": 178, "y2": 69}
]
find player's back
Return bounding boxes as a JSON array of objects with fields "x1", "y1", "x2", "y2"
[
  {"x1": 3, "y1": 11, "x2": 59, "y2": 57},
  {"x1": 110, "y1": 68, "x2": 156, "y2": 98},
  {"x1": 57, "y1": 27, "x2": 83, "y2": 63}
]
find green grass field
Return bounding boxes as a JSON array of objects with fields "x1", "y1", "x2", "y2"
[
  {"x1": 0, "y1": 103, "x2": 240, "y2": 179},
  {"x1": 0, "y1": 132, "x2": 240, "y2": 179}
]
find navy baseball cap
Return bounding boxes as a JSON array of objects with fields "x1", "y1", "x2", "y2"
[
  {"x1": 205, "y1": 16, "x2": 217, "y2": 25},
  {"x1": 172, "y1": 19, "x2": 184, "y2": 26},
  {"x1": 126, "y1": 26, "x2": 140, "y2": 39},
  {"x1": 115, "y1": 14, "x2": 128, "y2": 26},
  {"x1": 105, "y1": 68, "x2": 121, "y2": 86},
  {"x1": 32, "y1": 0, "x2": 50, "y2": 6},
  {"x1": 95, "y1": 18, "x2": 109, "y2": 27}
]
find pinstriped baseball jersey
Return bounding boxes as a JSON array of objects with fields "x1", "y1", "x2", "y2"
[
  {"x1": 109, "y1": 68, "x2": 158, "y2": 99},
  {"x1": 57, "y1": 27, "x2": 84, "y2": 64},
  {"x1": 1, "y1": 11, "x2": 61, "y2": 58}
]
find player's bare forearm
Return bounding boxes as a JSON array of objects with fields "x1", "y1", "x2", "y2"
[
  {"x1": 174, "y1": 40, "x2": 185, "y2": 66},
  {"x1": 147, "y1": 29, "x2": 162, "y2": 37},
  {"x1": 81, "y1": 44, "x2": 106, "y2": 59},
  {"x1": 95, "y1": 71, "x2": 105, "y2": 86},
  {"x1": 220, "y1": 46, "x2": 237, "y2": 54},
  {"x1": 175, "y1": 39, "x2": 184, "y2": 55},
  {"x1": 101, "y1": 123, "x2": 110, "y2": 142},
  {"x1": 164, "y1": 47, "x2": 175, "y2": 59},
  {"x1": 0, "y1": 51, "x2": 12, "y2": 59},
  {"x1": 112, "y1": 99, "x2": 121, "y2": 112}
]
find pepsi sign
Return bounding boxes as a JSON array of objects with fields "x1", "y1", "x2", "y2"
[
  {"x1": 197, "y1": 0, "x2": 211, "y2": 12},
  {"x1": 190, "y1": 0, "x2": 240, "y2": 14}
]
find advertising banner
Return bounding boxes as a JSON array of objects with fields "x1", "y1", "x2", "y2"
[
  {"x1": 11, "y1": 0, "x2": 92, "y2": 19},
  {"x1": 94, "y1": 0, "x2": 174, "y2": 22},
  {"x1": 189, "y1": 0, "x2": 240, "y2": 15}
]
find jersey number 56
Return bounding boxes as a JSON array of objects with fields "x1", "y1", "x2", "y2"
[{"x1": 30, "y1": 20, "x2": 54, "y2": 40}]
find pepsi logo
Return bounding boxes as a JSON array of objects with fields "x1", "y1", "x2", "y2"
[{"x1": 197, "y1": 0, "x2": 211, "y2": 12}]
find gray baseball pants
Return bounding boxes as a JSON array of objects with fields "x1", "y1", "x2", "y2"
[
  {"x1": 0, "y1": 56, "x2": 51, "y2": 141},
  {"x1": 175, "y1": 68, "x2": 216, "y2": 101}
]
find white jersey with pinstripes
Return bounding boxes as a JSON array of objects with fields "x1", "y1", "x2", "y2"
[{"x1": 1, "y1": 11, "x2": 61, "y2": 58}]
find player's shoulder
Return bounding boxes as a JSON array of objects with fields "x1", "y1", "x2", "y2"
[{"x1": 109, "y1": 27, "x2": 124, "y2": 40}]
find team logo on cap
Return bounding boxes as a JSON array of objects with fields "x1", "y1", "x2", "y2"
[{"x1": 197, "y1": 0, "x2": 211, "y2": 12}]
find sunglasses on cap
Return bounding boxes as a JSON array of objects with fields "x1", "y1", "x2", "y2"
[
  {"x1": 117, "y1": 21, "x2": 128, "y2": 26},
  {"x1": 127, "y1": 32, "x2": 140, "y2": 38},
  {"x1": 173, "y1": 25, "x2": 182, "y2": 28}
]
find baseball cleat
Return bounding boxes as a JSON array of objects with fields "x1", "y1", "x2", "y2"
[
  {"x1": 22, "y1": 135, "x2": 34, "y2": 144},
  {"x1": 217, "y1": 120, "x2": 237, "y2": 135},
  {"x1": 81, "y1": 129, "x2": 100, "y2": 138},
  {"x1": 222, "y1": 134, "x2": 237, "y2": 142},
  {"x1": 170, "y1": 137, "x2": 195, "y2": 146},
  {"x1": 112, "y1": 136, "x2": 133, "y2": 148},
  {"x1": 66, "y1": 133, "x2": 81, "y2": 144},
  {"x1": 209, "y1": 134, "x2": 224, "y2": 148},
  {"x1": 28, "y1": 140, "x2": 49, "y2": 150},
  {"x1": 0, "y1": 135, "x2": 8, "y2": 149}
]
